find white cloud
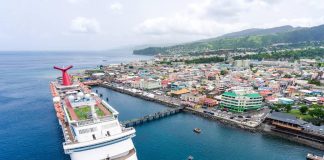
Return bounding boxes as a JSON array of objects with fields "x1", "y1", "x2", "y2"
[
  {"x1": 70, "y1": 17, "x2": 101, "y2": 33},
  {"x1": 278, "y1": 17, "x2": 324, "y2": 27},
  {"x1": 135, "y1": 14, "x2": 246, "y2": 36},
  {"x1": 110, "y1": 2, "x2": 123, "y2": 12},
  {"x1": 199, "y1": 0, "x2": 271, "y2": 21},
  {"x1": 135, "y1": 0, "x2": 259, "y2": 37}
]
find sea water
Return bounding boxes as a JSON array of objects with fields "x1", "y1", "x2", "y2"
[{"x1": 0, "y1": 51, "x2": 322, "y2": 160}]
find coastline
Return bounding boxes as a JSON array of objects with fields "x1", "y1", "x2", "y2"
[{"x1": 94, "y1": 83, "x2": 324, "y2": 151}]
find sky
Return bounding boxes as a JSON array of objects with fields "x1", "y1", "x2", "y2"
[{"x1": 0, "y1": 0, "x2": 324, "y2": 51}]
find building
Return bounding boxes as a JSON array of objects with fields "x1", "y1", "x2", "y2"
[
  {"x1": 139, "y1": 79, "x2": 161, "y2": 90},
  {"x1": 180, "y1": 93, "x2": 206, "y2": 103},
  {"x1": 220, "y1": 89, "x2": 263, "y2": 112},
  {"x1": 266, "y1": 112, "x2": 324, "y2": 146},
  {"x1": 278, "y1": 97, "x2": 294, "y2": 105},
  {"x1": 304, "y1": 97, "x2": 318, "y2": 104},
  {"x1": 234, "y1": 60, "x2": 250, "y2": 68},
  {"x1": 171, "y1": 82, "x2": 186, "y2": 91}
]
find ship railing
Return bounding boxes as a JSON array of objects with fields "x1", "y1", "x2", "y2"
[{"x1": 72, "y1": 115, "x2": 115, "y2": 127}]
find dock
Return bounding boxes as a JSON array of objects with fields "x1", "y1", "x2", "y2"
[
  {"x1": 121, "y1": 107, "x2": 184, "y2": 127},
  {"x1": 98, "y1": 83, "x2": 181, "y2": 108}
]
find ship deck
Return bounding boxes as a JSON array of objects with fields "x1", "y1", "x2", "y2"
[{"x1": 64, "y1": 97, "x2": 112, "y2": 121}]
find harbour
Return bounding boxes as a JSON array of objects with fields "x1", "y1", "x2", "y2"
[
  {"x1": 0, "y1": 52, "x2": 323, "y2": 160},
  {"x1": 92, "y1": 82, "x2": 323, "y2": 150},
  {"x1": 95, "y1": 83, "x2": 268, "y2": 129},
  {"x1": 94, "y1": 86, "x2": 323, "y2": 160}
]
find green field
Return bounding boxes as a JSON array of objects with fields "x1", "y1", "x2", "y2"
[
  {"x1": 74, "y1": 106, "x2": 105, "y2": 120},
  {"x1": 95, "y1": 107, "x2": 105, "y2": 117},
  {"x1": 74, "y1": 106, "x2": 91, "y2": 120},
  {"x1": 289, "y1": 109, "x2": 312, "y2": 120}
]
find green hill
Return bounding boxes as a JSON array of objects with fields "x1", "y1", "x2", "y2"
[{"x1": 133, "y1": 24, "x2": 324, "y2": 55}]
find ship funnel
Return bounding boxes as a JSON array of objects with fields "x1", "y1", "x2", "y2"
[{"x1": 54, "y1": 65, "x2": 73, "y2": 86}]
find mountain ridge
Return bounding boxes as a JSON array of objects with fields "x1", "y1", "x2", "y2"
[{"x1": 133, "y1": 24, "x2": 324, "y2": 55}]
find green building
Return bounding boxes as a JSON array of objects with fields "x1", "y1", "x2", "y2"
[{"x1": 220, "y1": 91, "x2": 263, "y2": 112}]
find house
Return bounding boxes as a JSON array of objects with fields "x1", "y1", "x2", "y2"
[
  {"x1": 304, "y1": 97, "x2": 318, "y2": 104},
  {"x1": 278, "y1": 97, "x2": 294, "y2": 105},
  {"x1": 171, "y1": 82, "x2": 186, "y2": 91},
  {"x1": 139, "y1": 79, "x2": 161, "y2": 90},
  {"x1": 180, "y1": 93, "x2": 206, "y2": 103},
  {"x1": 171, "y1": 88, "x2": 190, "y2": 97}
]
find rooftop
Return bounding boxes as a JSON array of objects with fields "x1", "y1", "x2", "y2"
[
  {"x1": 269, "y1": 112, "x2": 308, "y2": 126},
  {"x1": 246, "y1": 93, "x2": 262, "y2": 98}
]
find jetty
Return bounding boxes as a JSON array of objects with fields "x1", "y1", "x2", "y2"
[
  {"x1": 121, "y1": 107, "x2": 184, "y2": 127},
  {"x1": 98, "y1": 83, "x2": 181, "y2": 108}
]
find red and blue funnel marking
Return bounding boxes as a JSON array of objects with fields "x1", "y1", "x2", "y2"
[{"x1": 54, "y1": 65, "x2": 73, "y2": 86}]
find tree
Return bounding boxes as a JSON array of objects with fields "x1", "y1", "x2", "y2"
[
  {"x1": 284, "y1": 104, "x2": 292, "y2": 112},
  {"x1": 299, "y1": 106, "x2": 308, "y2": 114},
  {"x1": 308, "y1": 79, "x2": 321, "y2": 86},
  {"x1": 309, "y1": 108, "x2": 324, "y2": 119},
  {"x1": 220, "y1": 70, "x2": 228, "y2": 75},
  {"x1": 283, "y1": 74, "x2": 292, "y2": 78}
]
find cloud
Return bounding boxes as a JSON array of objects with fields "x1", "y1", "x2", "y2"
[
  {"x1": 135, "y1": 0, "x2": 257, "y2": 37},
  {"x1": 69, "y1": 17, "x2": 101, "y2": 33},
  {"x1": 189, "y1": 0, "x2": 274, "y2": 21},
  {"x1": 110, "y1": 2, "x2": 123, "y2": 12},
  {"x1": 135, "y1": 15, "x2": 248, "y2": 37},
  {"x1": 278, "y1": 17, "x2": 324, "y2": 27}
]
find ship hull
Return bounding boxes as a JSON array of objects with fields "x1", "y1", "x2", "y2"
[{"x1": 69, "y1": 138, "x2": 137, "y2": 160}]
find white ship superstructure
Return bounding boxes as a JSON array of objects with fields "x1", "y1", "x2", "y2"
[{"x1": 50, "y1": 66, "x2": 137, "y2": 160}]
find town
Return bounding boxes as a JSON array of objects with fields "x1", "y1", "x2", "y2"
[{"x1": 75, "y1": 54, "x2": 324, "y2": 151}]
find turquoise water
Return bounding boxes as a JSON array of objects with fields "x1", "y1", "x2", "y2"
[{"x1": 0, "y1": 51, "x2": 322, "y2": 160}]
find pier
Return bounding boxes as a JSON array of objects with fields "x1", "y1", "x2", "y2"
[
  {"x1": 97, "y1": 83, "x2": 181, "y2": 108},
  {"x1": 121, "y1": 107, "x2": 184, "y2": 127}
]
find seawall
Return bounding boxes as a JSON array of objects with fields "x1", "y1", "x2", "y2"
[
  {"x1": 261, "y1": 124, "x2": 324, "y2": 151},
  {"x1": 94, "y1": 83, "x2": 323, "y2": 151}
]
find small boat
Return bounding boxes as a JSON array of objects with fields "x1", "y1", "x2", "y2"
[
  {"x1": 193, "y1": 128, "x2": 201, "y2": 133},
  {"x1": 188, "y1": 155, "x2": 194, "y2": 160}
]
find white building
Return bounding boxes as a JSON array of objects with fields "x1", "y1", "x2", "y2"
[{"x1": 139, "y1": 79, "x2": 161, "y2": 90}]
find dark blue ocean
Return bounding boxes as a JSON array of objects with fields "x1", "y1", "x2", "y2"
[{"x1": 0, "y1": 51, "x2": 322, "y2": 160}]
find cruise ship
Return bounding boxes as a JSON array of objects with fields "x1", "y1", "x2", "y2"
[{"x1": 50, "y1": 65, "x2": 137, "y2": 160}]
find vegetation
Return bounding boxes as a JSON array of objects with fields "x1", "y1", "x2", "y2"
[
  {"x1": 95, "y1": 107, "x2": 105, "y2": 117},
  {"x1": 74, "y1": 106, "x2": 91, "y2": 120},
  {"x1": 289, "y1": 109, "x2": 312, "y2": 120},
  {"x1": 74, "y1": 106, "x2": 105, "y2": 120},
  {"x1": 287, "y1": 104, "x2": 324, "y2": 126},
  {"x1": 271, "y1": 104, "x2": 292, "y2": 112},
  {"x1": 283, "y1": 74, "x2": 292, "y2": 78},
  {"x1": 134, "y1": 24, "x2": 324, "y2": 55},
  {"x1": 234, "y1": 48, "x2": 324, "y2": 61},
  {"x1": 220, "y1": 70, "x2": 228, "y2": 75},
  {"x1": 308, "y1": 79, "x2": 321, "y2": 86},
  {"x1": 299, "y1": 106, "x2": 308, "y2": 114},
  {"x1": 185, "y1": 56, "x2": 224, "y2": 64}
]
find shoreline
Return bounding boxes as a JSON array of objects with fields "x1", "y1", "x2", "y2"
[{"x1": 94, "y1": 83, "x2": 324, "y2": 151}]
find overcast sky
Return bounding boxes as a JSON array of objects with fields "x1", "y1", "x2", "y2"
[{"x1": 0, "y1": 0, "x2": 323, "y2": 51}]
